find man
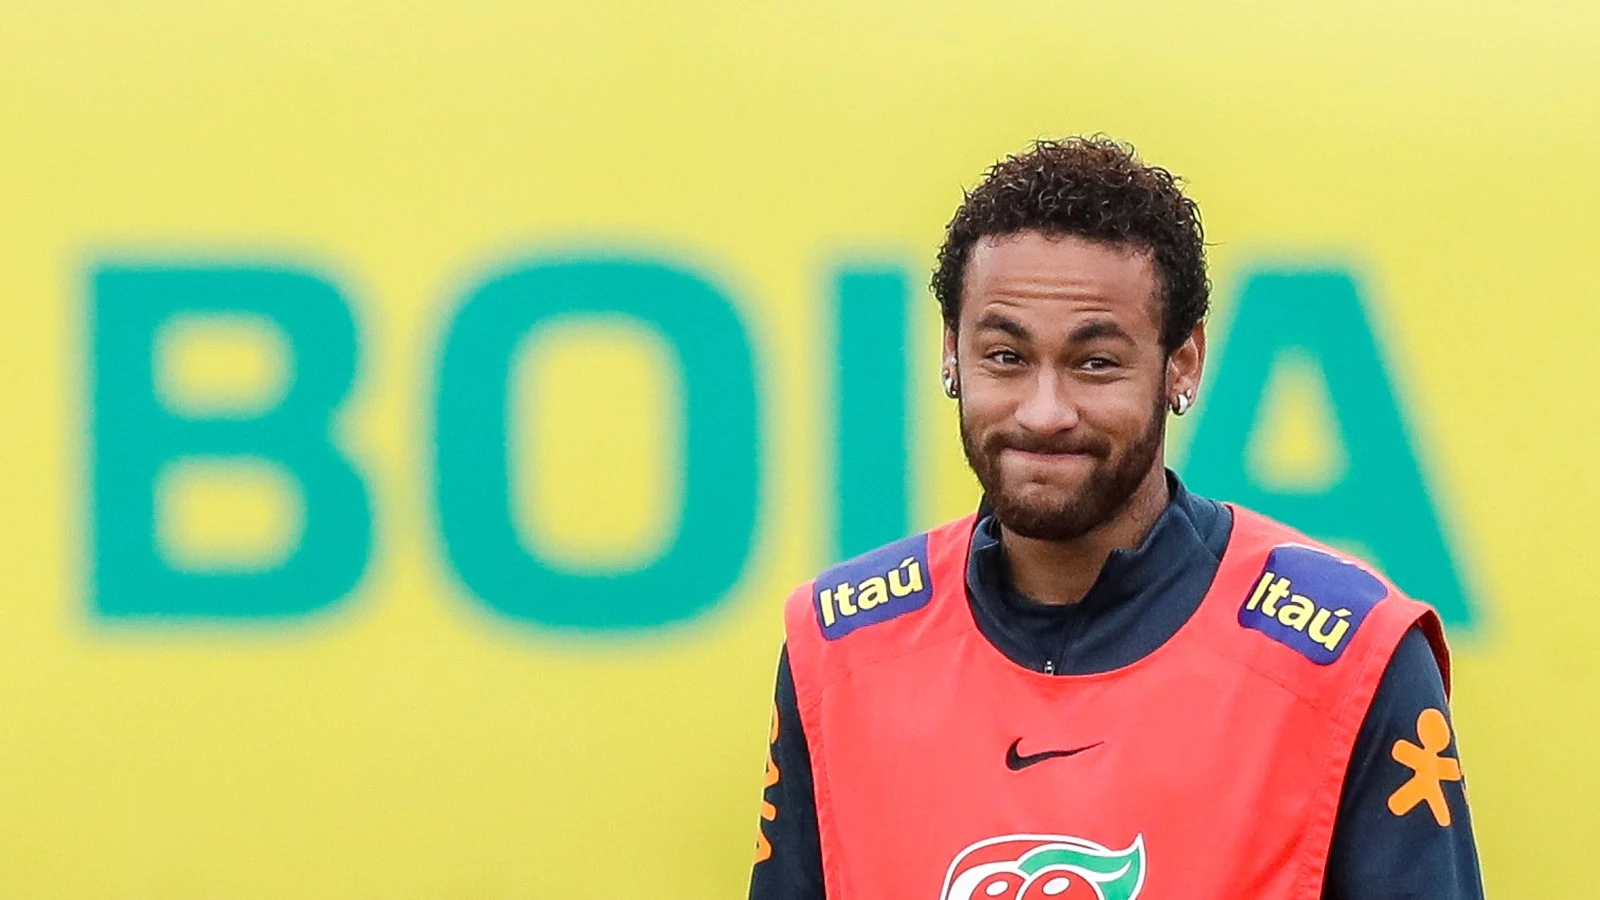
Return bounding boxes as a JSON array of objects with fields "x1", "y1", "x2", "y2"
[{"x1": 749, "y1": 137, "x2": 1482, "y2": 899}]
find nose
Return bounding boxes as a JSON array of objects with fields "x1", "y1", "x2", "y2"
[{"x1": 1011, "y1": 367, "x2": 1080, "y2": 436}]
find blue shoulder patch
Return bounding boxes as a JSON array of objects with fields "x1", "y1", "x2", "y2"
[
  {"x1": 814, "y1": 533, "x2": 934, "y2": 641},
  {"x1": 1238, "y1": 544, "x2": 1389, "y2": 664}
]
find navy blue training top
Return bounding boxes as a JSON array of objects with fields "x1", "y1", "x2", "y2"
[{"x1": 749, "y1": 473, "x2": 1483, "y2": 899}]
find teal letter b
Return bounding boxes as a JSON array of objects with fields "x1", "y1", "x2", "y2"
[{"x1": 89, "y1": 264, "x2": 371, "y2": 619}]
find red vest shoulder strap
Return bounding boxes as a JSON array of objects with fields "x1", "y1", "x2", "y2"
[
  {"x1": 785, "y1": 515, "x2": 976, "y2": 706},
  {"x1": 1220, "y1": 505, "x2": 1451, "y2": 701}
]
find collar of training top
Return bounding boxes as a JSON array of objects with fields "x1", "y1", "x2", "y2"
[{"x1": 968, "y1": 469, "x2": 1227, "y2": 616}]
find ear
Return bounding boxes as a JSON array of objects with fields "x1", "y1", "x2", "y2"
[
  {"x1": 1167, "y1": 322, "x2": 1206, "y2": 400},
  {"x1": 942, "y1": 324, "x2": 958, "y2": 365}
]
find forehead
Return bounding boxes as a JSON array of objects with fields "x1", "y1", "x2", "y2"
[{"x1": 960, "y1": 231, "x2": 1161, "y2": 337}]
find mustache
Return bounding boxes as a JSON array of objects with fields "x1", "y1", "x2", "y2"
[{"x1": 983, "y1": 430, "x2": 1112, "y2": 457}]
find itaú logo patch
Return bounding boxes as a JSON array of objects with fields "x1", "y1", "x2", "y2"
[
  {"x1": 813, "y1": 533, "x2": 933, "y2": 640},
  {"x1": 939, "y1": 834, "x2": 1146, "y2": 900},
  {"x1": 1238, "y1": 544, "x2": 1388, "y2": 664}
]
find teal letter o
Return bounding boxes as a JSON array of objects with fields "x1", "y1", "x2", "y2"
[{"x1": 434, "y1": 256, "x2": 761, "y2": 632}]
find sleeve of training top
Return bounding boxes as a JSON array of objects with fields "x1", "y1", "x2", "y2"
[
  {"x1": 749, "y1": 644, "x2": 827, "y2": 900},
  {"x1": 1323, "y1": 626, "x2": 1485, "y2": 899}
]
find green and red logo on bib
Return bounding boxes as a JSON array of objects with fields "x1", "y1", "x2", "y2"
[{"x1": 939, "y1": 834, "x2": 1146, "y2": 900}]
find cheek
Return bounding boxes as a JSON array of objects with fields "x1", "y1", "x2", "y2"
[
  {"x1": 957, "y1": 383, "x2": 1014, "y2": 432},
  {"x1": 1076, "y1": 384, "x2": 1161, "y2": 436}
]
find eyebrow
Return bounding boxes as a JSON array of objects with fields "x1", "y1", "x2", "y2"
[
  {"x1": 1067, "y1": 319, "x2": 1135, "y2": 344},
  {"x1": 972, "y1": 312, "x2": 1135, "y2": 345},
  {"x1": 973, "y1": 311, "x2": 1031, "y2": 341}
]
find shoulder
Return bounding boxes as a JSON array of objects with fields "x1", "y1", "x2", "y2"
[
  {"x1": 1325, "y1": 627, "x2": 1481, "y2": 897},
  {"x1": 1238, "y1": 538, "x2": 1394, "y2": 666},
  {"x1": 1221, "y1": 506, "x2": 1450, "y2": 695},
  {"x1": 782, "y1": 514, "x2": 974, "y2": 648}
]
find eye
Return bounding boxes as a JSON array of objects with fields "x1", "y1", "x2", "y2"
[
  {"x1": 986, "y1": 349, "x2": 1024, "y2": 367},
  {"x1": 1081, "y1": 356, "x2": 1118, "y2": 371}
]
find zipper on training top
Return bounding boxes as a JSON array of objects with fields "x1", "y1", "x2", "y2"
[{"x1": 1043, "y1": 659, "x2": 1056, "y2": 675}]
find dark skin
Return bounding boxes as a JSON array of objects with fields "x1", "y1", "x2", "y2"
[{"x1": 945, "y1": 231, "x2": 1206, "y2": 605}]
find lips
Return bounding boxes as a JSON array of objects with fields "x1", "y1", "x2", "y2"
[
  {"x1": 1003, "y1": 448, "x2": 1094, "y2": 461},
  {"x1": 986, "y1": 431, "x2": 1110, "y2": 460},
  {"x1": 1000, "y1": 447, "x2": 1098, "y2": 470}
]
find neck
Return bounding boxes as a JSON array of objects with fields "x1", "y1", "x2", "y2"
[{"x1": 1000, "y1": 464, "x2": 1171, "y2": 606}]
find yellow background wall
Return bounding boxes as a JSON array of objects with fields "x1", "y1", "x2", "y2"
[{"x1": 3, "y1": 1, "x2": 1597, "y2": 895}]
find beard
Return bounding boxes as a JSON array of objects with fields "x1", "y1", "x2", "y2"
[{"x1": 960, "y1": 394, "x2": 1166, "y2": 542}]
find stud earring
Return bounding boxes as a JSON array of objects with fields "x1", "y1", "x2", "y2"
[
  {"x1": 942, "y1": 369, "x2": 959, "y2": 399},
  {"x1": 1172, "y1": 392, "x2": 1193, "y2": 416}
]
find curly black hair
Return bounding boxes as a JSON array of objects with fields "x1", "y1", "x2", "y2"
[{"x1": 932, "y1": 136, "x2": 1209, "y2": 354}]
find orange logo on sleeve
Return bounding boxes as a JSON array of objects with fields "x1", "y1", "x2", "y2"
[
  {"x1": 1386, "y1": 707, "x2": 1463, "y2": 826},
  {"x1": 755, "y1": 702, "x2": 780, "y2": 863}
]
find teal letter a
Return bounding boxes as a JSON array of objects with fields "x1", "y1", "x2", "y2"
[{"x1": 1184, "y1": 269, "x2": 1476, "y2": 629}]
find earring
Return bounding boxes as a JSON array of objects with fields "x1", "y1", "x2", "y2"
[
  {"x1": 1172, "y1": 392, "x2": 1193, "y2": 416},
  {"x1": 942, "y1": 369, "x2": 959, "y2": 399}
]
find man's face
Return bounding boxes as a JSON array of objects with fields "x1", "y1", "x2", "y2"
[{"x1": 950, "y1": 231, "x2": 1185, "y2": 541}]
